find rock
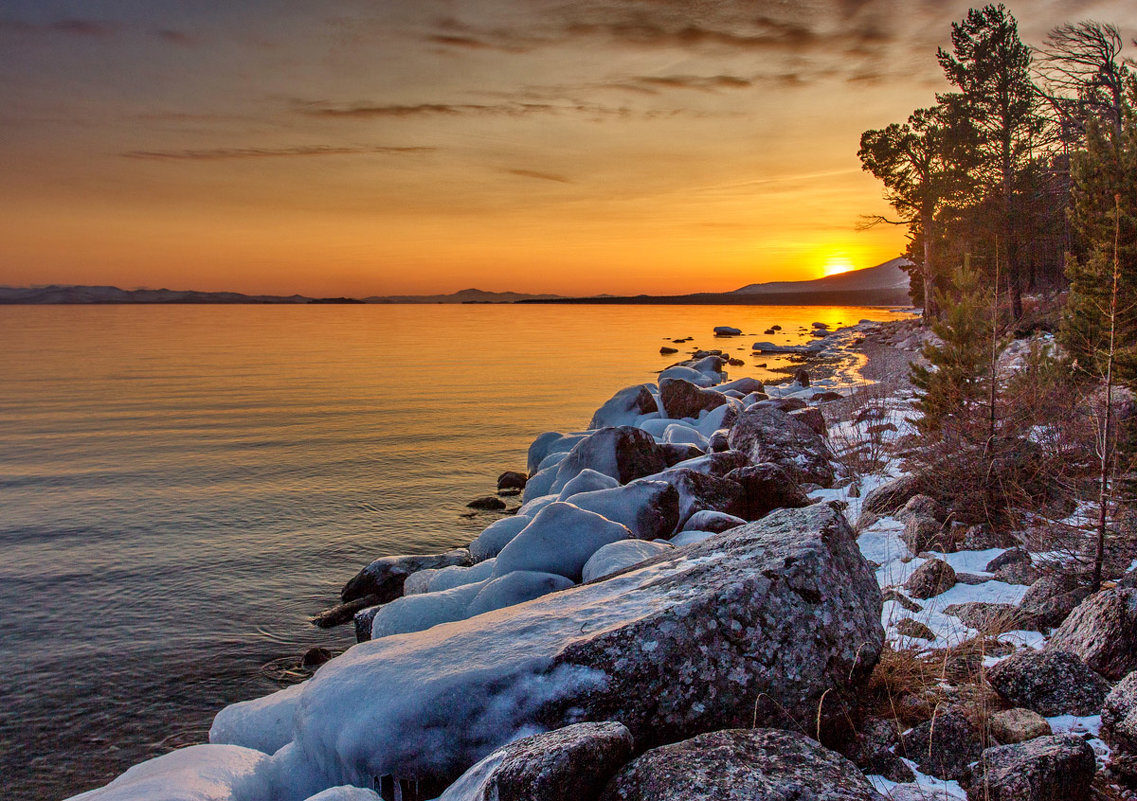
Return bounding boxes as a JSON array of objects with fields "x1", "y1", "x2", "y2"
[
  {"x1": 658, "y1": 377, "x2": 729, "y2": 420},
  {"x1": 707, "y1": 429, "x2": 730, "y2": 452},
  {"x1": 466, "y1": 571, "x2": 574, "y2": 617},
  {"x1": 728, "y1": 405, "x2": 835, "y2": 487},
  {"x1": 984, "y1": 548, "x2": 1039, "y2": 585},
  {"x1": 986, "y1": 649, "x2": 1111, "y2": 716},
  {"x1": 899, "y1": 707, "x2": 982, "y2": 780},
  {"x1": 582, "y1": 540, "x2": 672, "y2": 583},
  {"x1": 895, "y1": 618, "x2": 936, "y2": 641},
  {"x1": 1102, "y1": 671, "x2": 1137, "y2": 782},
  {"x1": 492, "y1": 502, "x2": 634, "y2": 582},
  {"x1": 715, "y1": 376, "x2": 765, "y2": 395},
  {"x1": 964, "y1": 734, "x2": 1095, "y2": 801},
  {"x1": 758, "y1": 396, "x2": 808, "y2": 412},
  {"x1": 904, "y1": 558, "x2": 957, "y2": 599},
  {"x1": 812, "y1": 391, "x2": 844, "y2": 402},
  {"x1": 588, "y1": 385, "x2": 660, "y2": 429},
  {"x1": 311, "y1": 594, "x2": 382, "y2": 629},
  {"x1": 898, "y1": 494, "x2": 946, "y2": 523},
  {"x1": 1119, "y1": 568, "x2": 1137, "y2": 589},
  {"x1": 658, "y1": 442, "x2": 704, "y2": 466},
  {"x1": 214, "y1": 506, "x2": 883, "y2": 791},
  {"x1": 301, "y1": 647, "x2": 333, "y2": 668},
  {"x1": 439, "y1": 721, "x2": 634, "y2": 801},
  {"x1": 846, "y1": 717, "x2": 914, "y2": 783},
  {"x1": 790, "y1": 406, "x2": 827, "y2": 437},
  {"x1": 961, "y1": 525, "x2": 1019, "y2": 550},
  {"x1": 469, "y1": 515, "x2": 532, "y2": 562},
  {"x1": 341, "y1": 549, "x2": 473, "y2": 604},
  {"x1": 943, "y1": 602, "x2": 1024, "y2": 633},
  {"x1": 726, "y1": 463, "x2": 811, "y2": 520},
  {"x1": 599, "y1": 728, "x2": 885, "y2": 801},
  {"x1": 881, "y1": 588, "x2": 923, "y2": 612},
  {"x1": 547, "y1": 427, "x2": 668, "y2": 498},
  {"x1": 467, "y1": 496, "x2": 506, "y2": 510},
  {"x1": 659, "y1": 361, "x2": 723, "y2": 388},
  {"x1": 496, "y1": 471, "x2": 528, "y2": 491},
  {"x1": 713, "y1": 326, "x2": 742, "y2": 336},
  {"x1": 681, "y1": 510, "x2": 746, "y2": 534},
  {"x1": 526, "y1": 432, "x2": 588, "y2": 477},
  {"x1": 861, "y1": 473, "x2": 926, "y2": 516},
  {"x1": 557, "y1": 468, "x2": 621, "y2": 499},
  {"x1": 567, "y1": 481, "x2": 681, "y2": 540},
  {"x1": 1018, "y1": 574, "x2": 1090, "y2": 630},
  {"x1": 646, "y1": 468, "x2": 744, "y2": 528},
  {"x1": 1048, "y1": 588, "x2": 1137, "y2": 679},
  {"x1": 659, "y1": 346, "x2": 678, "y2": 354},
  {"x1": 792, "y1": 367, "x2": 811, "y2": 387},
  {"x1": 989, "y1": 708, "x2": 1052, "y2": 744},
  {"x1": 812, "y1": 321, "x2": 829, "y2": 329},
  {"x1": 763, "y1": 327, "x2": 776, "y2": 334},
  {"x1": 406, "y1": 560, "x2": 497, "y2": 595},
  {"x1": 901, "y1": 514, "x2": 945, "y2": 554}
]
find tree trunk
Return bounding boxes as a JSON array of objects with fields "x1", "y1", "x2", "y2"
[{"x1": 922, "y1": 216, "x2": 937, "y2": 320}]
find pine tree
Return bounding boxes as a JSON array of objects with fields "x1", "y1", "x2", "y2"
[{"x1": 910, "y1": 264, "x2": 996, "y2": 436}]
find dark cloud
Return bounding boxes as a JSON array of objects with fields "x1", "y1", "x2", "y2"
[
  {"x1": 504, "y1": 168, "x2": 572, "y2": 183},
  {"x1": 0, "y1": 17, "x2": 117, "y2": 36},
  {"x1": 120, "y1": 145, "x2": 435, "y2": 161},
  {"x1": 155, "y1": 29, "x2": 195, "y2": 46},
  {"x1": 632, "y1": 74, "x2": 752, "y2": 92},
  {"x1": 296, "y1": 100, "x2": 690, "y2": 120}
]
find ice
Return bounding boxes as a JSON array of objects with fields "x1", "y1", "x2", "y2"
[
  {"x1": 566, "y1": 480, "x2": 676, "y2": 539},
  {"x1": 371, "y1": 580, "x2": 489, "y2": 639},
  {"x1": 658, "y1": 365, "x2": 717, "y2": 387},
  {"x1": 210, "y1": 683, "x2": 304, "y2": 757},
  {"x1": 634, "y1": 417, "x2": 673, "y2": 438},
  {"x1": 516, "y1": 494, "x2": 557, "y2": 518},
  {"x1": 690, "y1": 404, "x2": 733, "y2": 436},
  {"x1": 526, "y1": 432, "x2": 585, "y2": 475},
  {"x1": 491, "y1": 502, "x2": 633, "y2": 581},
  {"x1": 302, "y1": 788, "x2": 381, "y2": 801},
  {"x1": 68, "y1": 744, "x2": 274, "y2": 801},
  {"x1": 469, "y1": 517, "x2": 532, "y2": 563},
  {"x1": 661, "y1": 423, "x2": 708, "y2": 449},
  {"x1": 556, "y1": 468, "x2": 619, "y2": 500},
  {"x1": 522, "y1": 465, "x2": 559, "y2": 502},
  {"x1": 405, "y1": 559, "x2": 498, "y2": 595},
  {"x1": 669, "y1": 529, "x2": 716, "y2": 546},
  {"x1": 581, "y1": 539, "x2": 672, "y2": 583},
  {"x1": 466, "y1": 571, "x2": 573, "y2": 616},
  {"x1": 431, "y1": 750, "x2": 506, "y2": 801}
]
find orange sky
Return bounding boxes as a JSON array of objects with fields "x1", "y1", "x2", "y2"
[{"x1": 2, "y1": 0, "x2": 1135, "y2": 297}]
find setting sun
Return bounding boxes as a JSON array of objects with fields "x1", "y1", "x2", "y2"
[{"x1": 822, "y1": 256, "x2": 857, "y2": 277}]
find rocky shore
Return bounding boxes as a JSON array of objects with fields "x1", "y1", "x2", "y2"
[{"x1": 72, "y1": 316, "x2": 1137, "y2": 801}]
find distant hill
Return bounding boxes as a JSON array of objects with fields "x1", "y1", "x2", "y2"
[
  {"x1": 731, "y1": 257, "x2": 912, "y2": 295},
  {"x1": 363, "y1": 288, "x2": 564, "y2": 304},
  {"x1": 0, "y1": 285, "x2": 318, "y2": 304}
]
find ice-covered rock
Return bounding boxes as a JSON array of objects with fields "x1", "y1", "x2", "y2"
[
  {"x1": 404, "y1": 559, "x2": 497, "y2": 595},
  {"x1": 522, "y1": 466, "x2": 559, "y2": 503},
  {"x1": 491, "y1": 502, "x2": 634, "y2": 582},
  {"x1": 715, "y1": 376, "x2": 764, "y2": 395},
  {"x1": 659, "y1": 422, "x2": 709, "y2": 449},
  {"x1": 588, "y1": 385, "x2": 659, "y2": 430},
  {"x1": 658, "y1": 378, "x2": 729, "y2": 420},
  {"x1": 207, "y1": 504, "x2": 882, "y2": 796},
  {"x1": 658, "y1": 365, "x2": 717, "y2": 387},
  {"x1": 556, "y1": 468, "x2": 620, "y2": 500},
  {"x1": 681, "y1": 510, "x2": 745, "y2": 533},
  {"x1": 547, "y1": 427, "x2": 667, "y2": 497},
  {"x1": 642, "y1": 468, "x2": 743, "y2": 528},
  {"x1": 469, "y1": 517, "x2": 532, "y2": 562},
  {"x1": 725, "y1": 463, "x2": 811, "y2": 520},
  {"x1": 370, "y1": 580, "x2": 488, "y2": 639},
  {"x1": 727, "y1": 405, "x2": 834, "y2": 487},
  {"x1": 599, "y1": 729, "x2": 884, "y2": 801},
  {"x1": 668, "y1": 529, "x2": 716, "y2": 546},
  {"x1": 466, "y1": 571, "x2": 573, "y2": 617},
  {"x1": 302, "y1": 788, "x2": 380, "y2": 801},
  {"x1": 581, "y1": 540, "x2": 671, "y2": 583},
  {"x1": 670, "y1": 451, "x2": 747, "y2": 477},
  {"x1": 210, "y1": 684, "x2": 304, "y2": 758},
  {"x1": 68, "y1": 744, "x2": 273, "y2": 801},
  {"x1": 558, "y1": 482, "x2": 680, "y2": 541},
  {"x1": 341, "y1": 550, "x2": 473, "y2": 604},
  {"x1": 526, "y1": 432, "x2": 586, "y2": 476}
]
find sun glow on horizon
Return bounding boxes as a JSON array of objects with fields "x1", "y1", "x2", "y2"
[{"x1": 821, "y1": 256, "x2": 857, "y2": 277}]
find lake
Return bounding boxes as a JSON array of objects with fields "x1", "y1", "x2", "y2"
[{"x1": 0, "y1": 303, "x2": 908, "y2": 799}]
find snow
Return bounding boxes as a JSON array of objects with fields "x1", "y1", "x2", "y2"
[
  {"x1": 68, "y1": 744, "x2": 274, "y2": 801},
  {"x1": 466, "y1": 571, "x2": 574, "y2": 616},
  {"x1": 556, "y1": 468, "x2": 619, "y2": 500},
  {"x1": 491, "y1": 502, "x2": 633, "y2": 581},
  {"x1": 371, "y1": 580, "x2": 489, "y2": 639},
  {"x1": 581, "y1": 539, "x2": 671, "y2": 583}
]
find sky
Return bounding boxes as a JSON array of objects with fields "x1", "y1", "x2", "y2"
[{"x1": 2, "y1": 0, "x2": 1136, "y2": 297}]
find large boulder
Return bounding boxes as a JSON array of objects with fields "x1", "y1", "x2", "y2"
[
  {"x1": 658, "y1": 378, "x2": 729, "y2": 420},
  {"x1": 437, "y1": 721, "x2": 634, "y2": 801},
  {"x1": 526, "y1": 432, "x2": 587, "y2": 476},
  {"x1": 211, "y1": 505, "x2": 883, "y2": 793},
  {"x1": 1103, "y1": 671, "x2": 1137, "y2": 782},
  {"x1": 582, "y1": 540, "x2": 672, "y2": 583},
  {"x1": 469, "y1": 516, "x2": 532, "y2": 562},
  {"x1": 861, "y1": 473, "x2": 927, "y2": 516},
  {"x1": 986, "y1": 649, "x2": 1110, "y2": 716},
  {"x1": 548, "y1": 427, "x2": 668, "y2": 496},
  {"x1": 965, "y1": 734, "x2": 1096, "y2": 801},
  {"x1": 989, "y1": 708, "x2": 1051, "y2": 745},
  {"x1": 900, "y1": 708, "x2": 982, "y2": 780},
  {"x1": 556, "y1": 468, "x2": 620, "y2": 500},
  {"x1": 567, "y1": 481, "x2": 680, "y2": 540},
  {"x1": 1018, "y1": 574, "x2": 1090, "y2": 630},
  {"x1": 341, "y1": 549, "x2": 472, "y2": 604},
  {"x1": 1047, "y1": 588, "x2": 1137, "y2": 679},
  {"x1": 727, "y1": 405, "x2": 835, "y2": 487},
  {"x1": 645, "y1": 468, "x2": 744, "y2": 528},
  {"x1": 725, "y1": 462, "x2": 811, "y2": 520},
  {"x1": 588, "y1": 385, "x2": 659, "y2": 429},
  {"x1": 903, "y1": 558, "x2": 957, "y2": 600},
  {"x1": 598, "y1": 728, "x2": 884, "y2": 801},
  {"x1": 492, "y1": 502, "x2": 633, "y2": 582}
]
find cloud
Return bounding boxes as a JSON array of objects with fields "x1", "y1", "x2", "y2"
[
  {"x1": 120, "y1": 145, "x2": 435, "y2": 161},
  {"x1": 295, "y1": 100, "x2": 690, "y2": 120},
  {"x1": 0, "y1": 17, "x2": 117, "y2": 36},
  {"x1": 504, "y1": 168, "x2": 572, "y2": 183},
  {"x1": 629, "y1": 74, "x2": 752, "y2": 93},
  {"x1": 155, "y1": 29, "x2": 195, "y2": 46}
]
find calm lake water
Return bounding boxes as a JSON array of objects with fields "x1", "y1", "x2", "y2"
[{"x1": 0, "y1": 303, "x2": 908, "y2": 799}]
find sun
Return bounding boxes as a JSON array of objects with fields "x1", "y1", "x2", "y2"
[{"x1": 822, "y1": 256, "x2": 857, "y2": 277}]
